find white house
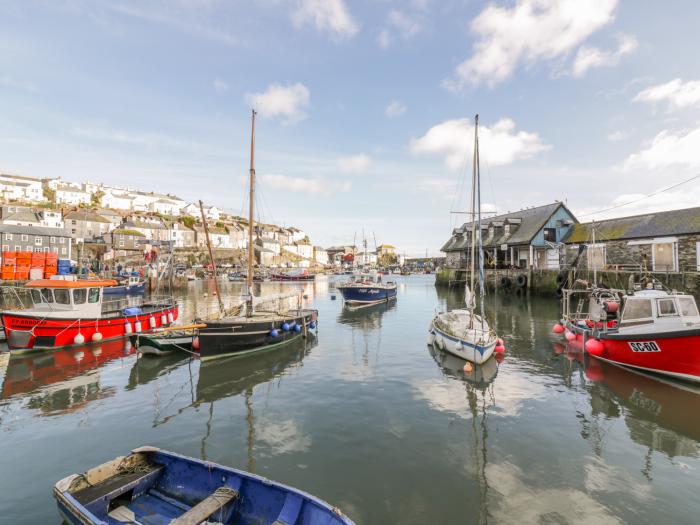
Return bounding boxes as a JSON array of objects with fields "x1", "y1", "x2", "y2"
[
  {"x1": 100, "y1": 191, "x2": 134, "y2": 211},
  {"x1": 260, "y1": 237, "x2": 281, "y2": 255},
  {"x1": 356, "y1": 251, "x2": 377, "y2": 266},
  {"x1": 151, "y1": 198, "x2": 184, "y2": 216},
  {"x1": 195, "y1": 225, "x2": 231, "y2": 249},
  {"x1": 314, "y1": 246, "x2": 328, "y2": 265},
  {"x1": 0, "y1": 174, "x2": 44, "y2": 202},
  {"x1": 39, "y1": 210, "x2": 64, "y2": 229},
  {"x1": 55, "y1": 184, "x2": 91, "y2": 206},
  {"x1": 183, "y1": 203, "x2": 220, "y2": 220},
  {"x1": 288, "y1": 227, "x2": 306, "y2": 242}
]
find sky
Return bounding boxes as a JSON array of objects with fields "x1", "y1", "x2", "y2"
[{"x1": 2, "y1": 0, "x2": 700, "y2": 256}]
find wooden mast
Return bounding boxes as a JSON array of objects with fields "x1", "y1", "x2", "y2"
[
  {"x1": 199, "y1": 200, "x2": 224, "y2": 314},
  {"x1": 247, "y1": 109, "x2": 257, "y2": 298}
]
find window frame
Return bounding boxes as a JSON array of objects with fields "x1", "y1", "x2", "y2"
[
  {"x1": 622, "y1": 298, "x2": 654, "y2": 322},
  {"x1": 656, "y1": 298, "x2": 678, "y2": 317}
]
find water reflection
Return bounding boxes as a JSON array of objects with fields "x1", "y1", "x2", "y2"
[
  {"x1": 126, "y1": 353, "x2": 191, "y2": 390},
  {"x1": 428, "y1": 344, "x2": 499, "y2": 389},
  {"x1": 0, "y1": 340, "x2": 134, "y2": 415},
  {"x1": 585, "y1": 357, "x2": 700, "y2": 462},
  {"x1": 336, "y1": 301, "x2": 396, "y2": 329}
]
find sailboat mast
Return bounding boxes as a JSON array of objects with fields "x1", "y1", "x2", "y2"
[
  {"x1": 199, "y1": 200, "x2": 224, "y2": 314},
  {"x1": 475, "y1": 115, "x2": 486, "y2": 328},
  {"x1": 247, "y1": 109, "x2": 257, "y2": 291},
  {"x1": 469, "y1": 115, "x2": 478, "y2": 307},
  {"x1": 592, "y1": 220, "x2": 596, "y2": 286}
]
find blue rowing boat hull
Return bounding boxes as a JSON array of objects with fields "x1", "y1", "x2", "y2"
[
  {"x1": 54, "y1": 446, "x2": 355, "y2": 525},
  {"x1": 337, "y1": 285, "x2": 397, "y2": 304},
  {"x1": 103, "y1": 282, "x2": 146, "y2": 295}
]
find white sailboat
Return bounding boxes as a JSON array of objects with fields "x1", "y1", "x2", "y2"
[{"x1": 428, "y1": 114, "x2": 498, "y2": 364}]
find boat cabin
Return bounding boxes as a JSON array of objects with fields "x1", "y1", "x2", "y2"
[
  {"x1": 348, "y1": 272, "x2": 384, "y2": 285},
  {"x1": 620, "y1": 289, "x2": 700, "y2": 333},
  {"x1": 24, "y1": 277, "x2": 117, "y2": 318}
]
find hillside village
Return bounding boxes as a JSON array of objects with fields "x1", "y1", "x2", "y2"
[{"x1": 0, "y1": 172, "x2": 403, "y2": 269}]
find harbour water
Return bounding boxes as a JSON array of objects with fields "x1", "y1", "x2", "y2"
[{"x1": 1, "y1": 275, "x2": 699, "y2": 524}]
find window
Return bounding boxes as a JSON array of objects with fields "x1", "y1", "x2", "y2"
[
  {"x1": 88, "y1": 288, "x2": 100, "y2": 303},
  {"x1": 1, "y1": 245, "x2": 7, "y2": 252},
  {"x1": 71, "y1": 229, "x2": 76, "y2": 235},
  {"x1": 30, "y1": 289, "x2": 42, "y2": 304},
  {"x1": 622, "y1": 299, "x2": 652, "y2": 321},
  {"x1": 61, "y1": 247, "x2": 66, "y2": 255},
  {"x1": 71, "y1": 220, "x2": 76, "y2": 225},
  {"x1": 34, "y1": 247, "x2": 41, "y2": 253},
  {"x1": 52, "y1": 247, "x2": 58, "y2": 253},
  {"x1": 679, "y1": 297, "x2": 700, "y2": 317},
  {"x1": 4, "y1": 233, "x2": 12, "y2": 240},
  {"x1": 21, "y1": 234, "x2": 28, "y2": 241},
  {"x1": 43, "y1": 247, "x2": 49, "y2": 253},
  {"x1": 588, "y1": 244, "x2": 606, "y2": 270},
  {"x1": 543, "y1": 228, "x2": 556, "y2": 242},
  {"x1": 14, "y1": 245, "x2": 20, "y2": 251},
  {"x1": 34, "y1": 237, "x2": 42, "y2": 245},
  {"x1": 50, "y1": 236, "x2": 55, "y2": 243},
  {"x1": 119, "y1": 241, "x2": 125, "y2": 247},
  {"x1": 40, "y1": 288, "x2": 54, "y2": 303},
  {"x1": 657, "y1": 299, "x2": 678, "y2": 316},
  {"x1": 73, "y1": 289, "x2": 87, "y2": 304},
  {"x1": 25, "y1": 246, "x2": 32, "y2": 252},
  {"x1": 653, "y1": 242, "x2": 676, "y2": 271},
  {"x1": 59, "y1": 237, "x2": 65, "y2": 244},
  {"x1": 54, "y1": 289, "x2": 70, "y2": 305}
]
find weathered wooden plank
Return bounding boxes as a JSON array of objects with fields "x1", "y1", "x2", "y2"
[{"x1": 170, "y1": 487, "x2": 238, "y2": 525}]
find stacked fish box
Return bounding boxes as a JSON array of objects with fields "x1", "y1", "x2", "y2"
[
  {"x1": 45, "y1": 252, "x2": 58, "y2": 278},
  {"x1": 2, "y1": 251, "x2": 16, "y2": 280},
  {"x1": 30, "y1": 252, "x2": 46, "y2": 280},
  {"x1": 57, "y1": 259, "x2": 72, "y2": 275},
  {"x1": 15, "y1": 251, "x2": 32, "y2": 281}
]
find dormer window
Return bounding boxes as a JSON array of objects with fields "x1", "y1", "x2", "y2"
[{"x1": 504, "y1": 224, "x2": 510, "y2": 234}]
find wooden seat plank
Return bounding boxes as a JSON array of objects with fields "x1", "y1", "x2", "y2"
[{"x1": 170, "y1": 487, "x2": 239, "y2": 525}]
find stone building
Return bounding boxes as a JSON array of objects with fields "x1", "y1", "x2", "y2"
[{"x1": 563, "y1": 206, "x2": 700, "y2": 273}]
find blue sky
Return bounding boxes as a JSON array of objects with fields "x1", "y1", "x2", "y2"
[{"x1": 2, "y1": 1, "x2": 700, "y2": 255}]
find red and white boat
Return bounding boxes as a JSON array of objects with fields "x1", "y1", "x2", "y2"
[
  {"x1": 2, "y1": 276, "x2": 178, "y2": 352},
  {"x1": 556, "y1": 283, "x2": 700, "y2": 382}
]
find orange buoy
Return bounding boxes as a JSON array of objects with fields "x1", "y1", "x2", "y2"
[
  {"x1": 192, "y1": 336, "x2": 200, "y2": 350},
  {"x1": 552, "y1": 324, "x2": 565, "y2": 334},
  {"x1": 584, "y1": 338, "x2": 604, "y2": 355},
  {"x1": 463, "y1": 362, "x2": 473, "y2": 373}
]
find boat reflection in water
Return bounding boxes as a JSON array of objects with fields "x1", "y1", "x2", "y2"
[
  {"x1": 0, "y1": 339, "x2": 134, "y2": 415},
  {"x1": 428, "y1": 343, "x2": 499, "y2": 389},
  {"x1": 585, "y1": 356, "x2": 700, "y2": 461},
  {"x1": 336, "y1": 301, "x2": 397, "y2": 330},
  {"x1": 126, "y1": 352, "x2": 192, "y2": 390},
  {"x1": 194, "y1": 334, "x2": 318, "y2": 468}
]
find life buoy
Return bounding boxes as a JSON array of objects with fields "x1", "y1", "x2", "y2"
[
  {"x1": 499, "y1": 276, "x2": 511, "y2": 288},
  {"x1": 516, "y1": 274, "x2": 527, "y2": 288}
]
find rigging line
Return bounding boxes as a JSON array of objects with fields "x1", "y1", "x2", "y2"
[{"x1": 578, "y1": 173, "x2": 700, "y2": 218}]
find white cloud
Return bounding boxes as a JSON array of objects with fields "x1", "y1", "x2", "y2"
[
  {"x1": 446, "y1": 0, "x2": 618, "y2": 89},
  {"x1": 411, "y1": 117, "x2": 550, "y2": 169},
  {"x1": 213, "y1": 79, "x2": 228, "y2": 93},
  {"x1": 385, "y1": 100, "x2": 407, "y2": 118},
  {"x1": 336, "y1": 153, "x2": 372, "y2": 173},
  {"x1": 607, "y1": 130, "x2": 626, "y2": 141},
  {"x1": 377, "y1": 9, "x2": 423, "y2": 49},
  {"x1": 377, "y1": 29, "x2": 391, "y2": 49},
  {"x1": 623, "y1": 125, "x2": 700, "y2": 171},
  {"x1": 572, "y1": 33, "x2": 637, "y2": 77},
  {"x1": 291, "y1": 0, "x2": 359, "y2": 40},
  {"x1": 261, "y1": 174, "x2": 351, "y2": 195},
  {"x1": 245, "y1": 83, "x2": 310, "y2": 123},
  {"x1": 633, "y1": 78, "x2": 700, "y2": 110}
]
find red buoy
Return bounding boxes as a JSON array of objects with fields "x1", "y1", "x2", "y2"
[
  {"x1": 552, "y1": 324, "x2": 565, "y2": 334},
  {"x1": 496, "y1": 337, "x2": 504, "y2": 346},
  {"x1": 565, "y1": 330, "x2": 576, "y2": 342},
  {"x1": 494, "y1": 344, "x2": 506, "y2": 354},
  {"x1": 495, "y1": 353, "x2": 505, "y2": 363},
  {"x1": 192, "y1": 336, "x2": 200, "y2": 351},
  {"x1": 584, "y1": 338, "x2": 604, "y2": 355}
]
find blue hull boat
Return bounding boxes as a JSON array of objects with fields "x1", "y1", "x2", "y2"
[
  {"x1": 337, "y1": 271, "x2": 397, "y2": 305},
  {"x1": 104, "y1": 281, "x2": 146, "y2": 295},
  {"x1": 337, "y1": 285, "x2": 397, "y2": 304},
  {"x1": 54, "y1": 446, "x2": 354, "y2": 525}
]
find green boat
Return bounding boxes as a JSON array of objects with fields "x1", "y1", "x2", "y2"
[{"x1": 131, "y1": 329, "x2": 196, "y2": 356}]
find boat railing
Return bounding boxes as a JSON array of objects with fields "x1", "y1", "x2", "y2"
[
  {"x1": 101, "y1": 294, "x2": 176, "y2": 314},
  {"x1": 0, "y1": 286, "x2": 34, "y2": 312}
]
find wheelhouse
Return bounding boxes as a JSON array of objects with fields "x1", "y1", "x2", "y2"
[
  {"x1": 24, "y1": 278, "x2": 117, "y2": 317},
  {"x1": 620, "y1": 290, "x2": 700, "y2": 330}
]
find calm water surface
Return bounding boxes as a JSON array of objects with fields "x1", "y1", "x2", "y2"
[{"x1": 1, "y1": 275, "x2": 699, "y2": 524}]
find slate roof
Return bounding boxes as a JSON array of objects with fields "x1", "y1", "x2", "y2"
[
  {"x1": 64, "y1": 211, "x2": 111, "y2": 223},
  {"x1": 441, "y1": 202, "x2": 573, "y2": 252},
  {"x1": 0, "y1": 224, "x2": 69, "y2": 236},
  {"x1": 2, "y1": 212, "x2": 40, "y2": 223},
  {"x1": 564, "y1": 206, "x2": 700, "y2": 243}
]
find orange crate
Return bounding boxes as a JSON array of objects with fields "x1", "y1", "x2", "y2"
[
  {"x1": 45, "y1": 252, "x2": 58, "y2": 259},
  {"x1": 1, "y1": 271, "x2": 15, "y2": 280},
  {"x1": 2, "y1": 251, "x2": 15, "y2": 258},
  {"x1": 3, "y1": 259, "x2": 16, "y2": 267}
]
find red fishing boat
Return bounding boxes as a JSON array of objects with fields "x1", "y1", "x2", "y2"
[
  {"x1": 556, "y1": 282, "x2": 700, "y2": 382},
  {"x1": 2, "y1": 277, "x2": 178, "y2": 352}
]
